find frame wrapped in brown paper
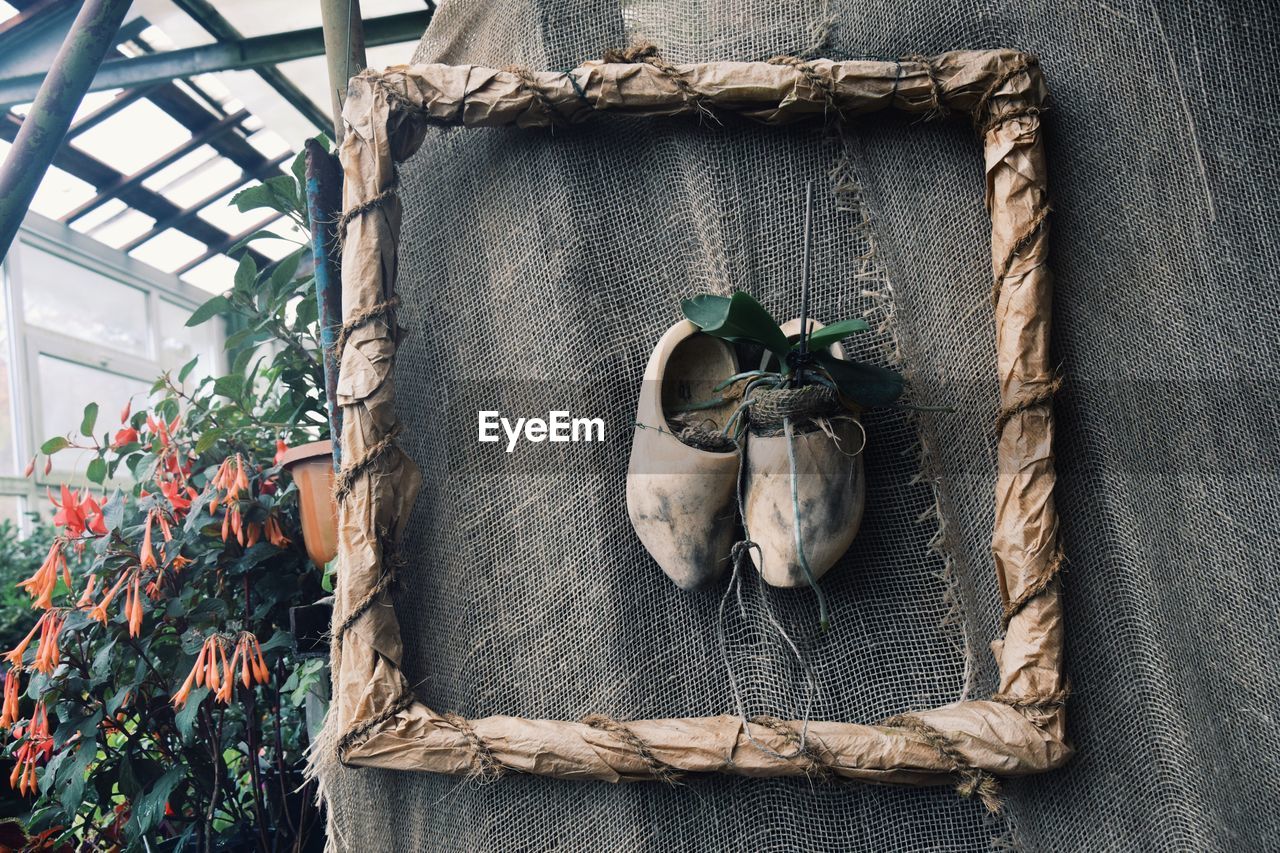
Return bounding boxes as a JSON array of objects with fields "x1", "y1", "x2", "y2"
[{"x1": 324, "y1": 48, "x2": 1069, "y2": 804}]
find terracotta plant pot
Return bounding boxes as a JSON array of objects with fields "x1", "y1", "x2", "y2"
[{"x1": 280, "y1": 440, "x2": 338, "y2": 569}]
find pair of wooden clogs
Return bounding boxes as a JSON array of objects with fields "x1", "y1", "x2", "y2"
[{"x1": 626, "y1": 318, "x2": 866, "y2": 590}]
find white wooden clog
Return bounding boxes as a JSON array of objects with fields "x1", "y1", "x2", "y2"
[
  {"x1": 744, "y1": 318, "x2": 866, "y2": 588},
  {"x1": 626, "y1": 320, "x2": 741, "y2": 590}
]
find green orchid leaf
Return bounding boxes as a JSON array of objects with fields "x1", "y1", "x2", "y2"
[
  {"x1": 801, "y1": 318, "x2": 870, "y2": 352},
  {"x1": 813, "y1": 351, "x2": 905, "y2": 408},
  {"x1": 681, "y1": 292, "x2": 790, "y2": 364}
]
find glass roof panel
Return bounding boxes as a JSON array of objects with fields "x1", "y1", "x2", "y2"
[
  {"x1": 69, "y1": 198, "x2": 129, "y2": 233},
  {"x1": 85, "y1": 209, "x2": 158, "y2": 250},
  {"x1": 197, "y1": 184, "x2": 265, "y2": 235},
  {"x1": 70, "y1": 99, "x2": 192, "y2": 175},
  {"x1": 27, "y1": 165, "x2": 98, "y2": 220},
  {"x1": 158, "y1": 158, "x2": 244, "y2": 208},
  {"x1": 129, "y1": 230, "x2": 207, "y2": 273},
  {"x1": 0, "y1": 2, "x2": 17, "y2": 25},
  {"x1": 211, "y1": 0, "x2": 422, "y2": 36},
  {"x1": 141, "y1": 145, "x2": 220, "y2": 194},
  {"x1": 247, "y1": 129, "x2": 291, "y2": 159},
  {"x1": 181, "y1": 254, "x2": 241, "y2": 295}
]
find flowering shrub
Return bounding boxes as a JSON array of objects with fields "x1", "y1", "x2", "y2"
[{"x1": 0, "y1": 149, "x2": 332, "y2": 851}]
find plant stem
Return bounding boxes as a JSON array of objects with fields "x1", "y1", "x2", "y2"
[
  {"x1": 244, "y1": 576, "x2": 271, "y2": 853},
  {"x1": 273, "y1": 658, "x2": 299, "y2": 838}
]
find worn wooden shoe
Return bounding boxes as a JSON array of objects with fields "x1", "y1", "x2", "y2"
[
  {"x1": 626, "y1": 320, "x2": 741, "y2": 590},
  {"x1": 744, "y1": 318, "x2": 866, "y2": 588}
]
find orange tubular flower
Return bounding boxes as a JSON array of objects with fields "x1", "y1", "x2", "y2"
[
  {"x1": 10, "y1": 701, "x2": 52, "y2": 795},
  {"x1": 214, "y1": 641, "x2": 233, "y2": 704},
  {"x1": 127, "y1": 574, "x2": 143, "y2": 638},
  {"x1": 76, "y1": 575, "x2": 98, "y2": 608},
  {"x1": 89, "y1": 571, "x2": 129, "y2": 625},
  {"x1": 111, "y1": 427, "x2": 138, "y2": 449},
  {"x1": 4, "y1": 621, "x2": 39, "y2": 669},
  {"x1": 31, "y1": 613, "x2": 63, "y2": 675},
  {"x1": 18, "y1": 541, "x2": 65, "y2": 609},
  {"x1": 172, "y1": 655, "x2": 201, "y2": 709},
  {"x1": 264, "y1": 515, "x2": 290, "y2": 548},
  {"x1": 245, "y1": 522, "x2": 261, "y2": 548},
  {"x1": 139, "y1": 512, "x2": 158, "y2": 570},
  {"x1": 274, "y1": 439, "x2": 289, "y2": 466},
  {"x1": 1, "y1": 669, "x2": 20, "y2": 728}
]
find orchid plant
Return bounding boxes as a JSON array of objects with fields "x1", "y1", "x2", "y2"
[
  {"x1": 0, "y1": 144, "x2": 330, "y2": 852},
  {"x1": 681, "y1": 290, "x2": 905, "y2": 436}
]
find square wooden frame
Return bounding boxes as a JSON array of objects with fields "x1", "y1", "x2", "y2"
[{"x1": 323, "y1": 49, "x2": 1069, "y2": 799}]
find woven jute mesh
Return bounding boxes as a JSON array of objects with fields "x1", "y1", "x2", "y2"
[{"x1": 316, "y1": 0, "x2": 1279, "y2": 850}]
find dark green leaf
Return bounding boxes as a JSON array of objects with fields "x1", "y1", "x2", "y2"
[
  {"x1": 86, "y1": 457, "x2": 107, "y2": 485},
  {"x1": 681, "y1": 292, "x2": 790, "y2": 365},
  {"x1": 233, "y1": 253, "x2": 258, "y2": 292},
  {"x1": 802, "y1": 318, "x2": 870, "y2": 352},
  {"x1": 813, "y1": 352, "x2": 905, "y2": 408},
  {"x1": 233, "y1": 175, "x2": 298, "y2": 217},
  {"x1": 174, "y1": 688, "x2": 209, "y2": 741},
  {"x1": 105, "y1": 683, "x2": 132, "y2": 715},
  {"x1": 270, "y1": 249, "x2": 302, "y2": 294},
  {"x1": 59, "y1": 738, "x2": 97, "y2": 817},
  {"x1": 213, "y1": 374, "x2": 244, "y2": 400},
  {"x1": 41, "y1": 436, "x2": 70, "y2": 454},
  {"x1": 187, "y1": 294, "x2": 230, "y2": 327},
  {"x1": 178, "y1": 355, "x2": 200, "y2": 383},
  {"x1": 259, "y1": 629, "x2": 292, "y2": 653},
  {"x1": 228, "y1": 228, "x2": 297, "y2": 255},
  {"x1": 194, "y1": 428, "x2": 224, "y2": 456},
  {"x1": 79, "y1": 402, "x2": 98, "y2": 437},
  {"x1": 130, "y1": 765, "x2": 184, "y2": 838}
]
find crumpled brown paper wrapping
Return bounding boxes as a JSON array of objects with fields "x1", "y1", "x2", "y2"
[{"x1": 328, "y1": 49, "x2": 1069, "y2": 785}]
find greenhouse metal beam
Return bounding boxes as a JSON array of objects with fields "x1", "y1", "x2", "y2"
[
  {"x1": 64, "y1": 84, "x2": 161, "y2": 136},
  {"x1": 0, "y1": 113, "x2": 271, "y2": 270},
  {"x1": 0, "y1": 11, "x2": 433, "y2": 108},
  {"x1": 0, "y1": 0, "x2": 132, "y2": 262},
  {"x1": 168, "y1": 0, "x2": 330, "y2": 133},
  {"x1": 120, "y1": 152, "x2": 291, "y2": 252},
  {"x1": 176, "y1": 212, "x2": 283, "y2": 275},
  {"x1": 63, "y1": 109, "x2": 252, "y2": 224}
]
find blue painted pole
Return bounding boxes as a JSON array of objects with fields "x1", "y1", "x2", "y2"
[{"x1": 304, "y1": 138, "x2": 344, "y2": 469}]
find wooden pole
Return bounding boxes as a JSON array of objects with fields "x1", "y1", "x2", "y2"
[{"x1": 319, "y1": 0, "x2": 368, "y2": 142}]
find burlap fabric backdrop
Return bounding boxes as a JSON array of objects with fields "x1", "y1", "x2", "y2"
[{"x1": 315, "y1": 1, "x2": 1279, "y2": 850}]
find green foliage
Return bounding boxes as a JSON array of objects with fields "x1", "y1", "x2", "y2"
[
  {"x1": 681, "y1": 290, "x2": 905, "y2": 408},
  {"x1": 6, "y1": 139, "x2": 333, "y2": 852}
]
